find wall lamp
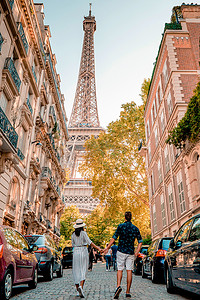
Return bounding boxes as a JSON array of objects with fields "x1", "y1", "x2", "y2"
[{"x1": 31, "y1": 140, "x2": 42, "y2": 147}]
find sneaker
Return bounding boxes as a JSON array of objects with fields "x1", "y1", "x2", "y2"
[
  {"x1": 126, "y1": 294, "x2": 131, "y2": 298},
  {"x1": 106, "y1": 269, "x2": 108, "y2": 272},
  {"x1": 114, "y1": 286, "x2": 122, "y2": 299},
  {"x1": 78, "y1": 286, "x2": 85, "y2": 298},
  {"x1": 76, "y1": 291, "x2": 80, "y2": 297}
]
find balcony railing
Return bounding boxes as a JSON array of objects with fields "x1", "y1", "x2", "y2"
[
  {"x1": 41, "y1": 167, "x2": 60, "y2": 196},
  {"x1": 0, "y1": 107, "x2": 18, "y2": 148},
  {"x1": 8, "y1": 0, "x2": 14, "y2": 10},
  {"x1": 32, "y1": 66, "x2": 37, "y2": 83},
  {"x1": 4, "y1": 58, "x2": 21, "y2": 92},
  {"x1": 17, "y1": 22, "x2": 29, "y2": 54},
  {"x1": 17, "y1": 147, "x2": 25, "y2": 160},
  {"x1": 48, "y1": 133, "x2": 61, "y2": 162},
  {"x1": 26, "y1": 96, "x2": 33, "y2": 114}
]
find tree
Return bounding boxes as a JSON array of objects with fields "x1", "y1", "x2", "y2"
[
  {"x1": 166, "y1": 82, "x2": 200, "y2": 148},
  {"x1": 80, "y1": 79, "x2": 151, "y2": 238},
  {"x1": 60, "y1": 205, "x2": 81, "y2": 247}
]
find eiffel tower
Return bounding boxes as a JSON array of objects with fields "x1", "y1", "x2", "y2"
[{"x1": 64, "y1": 5, "x2": 103, "y2": 214}]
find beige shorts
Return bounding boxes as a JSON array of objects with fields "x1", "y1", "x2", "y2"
[{"x1": 116, "y1": 251, "x2": 134, "y2": 271}]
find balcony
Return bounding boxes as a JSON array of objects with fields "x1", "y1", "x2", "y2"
[
  {"x1": 17, "y1": 22, "x2": 29, "y2": 54},
  {"x1": 8, "y1": 0, "x2": 14, "y2": 10},
  {"x1": 41, "y1": 167, "x2": 60, "y2": 198},
  {"x1": 0, "y1": 107, "x2": 18, "y2": 149},
  {"x1": 48, "y1": 133, "x2": 61, "y2": 162},
  {"x1": 164, "y1": 23, "x2": 182, "y2": 31},
  {"x1": 4, "y1": 58, "x2": 21, "y2": 93}
]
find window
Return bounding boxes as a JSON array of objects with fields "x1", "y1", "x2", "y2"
[
  {"x1": 175, "y1": 219, "x2": 193, "y2": 243},
  {"x1": 163, "y1": 60, "x2": 169, "y2": 87},
  {"x1": 177, "y1": 171, "x2": 186, "y2": 214},
  {"x1": 168, "y1": 183, "x2": 175, "y2": 221},
  {"x1": 151, "y1": 172, "x2": 155, "y2": 196},
  {"x1": 18, "y1": 127, "x2": 26, "y2": 153},
  {"x1": 153, "y1": 204, "x2": 157, "y2": 233},
  {"x1": 164, "y1": 146, "x2": 170, "y2": 173},
  {"x1": 160, "y1": 110, "x2": 165, "y2": 133},
  {"x1": 158, "y1": 160, "x2": 162, "y2": 184},
  {"x1": 148, "y1": 145, "x2": 151, "y2": 162},
  {"x1": 148, "y1": 177, "x2": 152, "y2": 198},
  {"x1": 15, "y1": 231, "x2": 29, "y2": 251},
  {"x1": 161, "y1": 194, "x2": 166, "y2": 227},
  {"x1": 188, "y1": 217, "x2": 200, "y2": 242},
  {"x1": 167, "y1": 91, "x2": 173, "y2": 116},
  {"x1": 0, "y1": 92, "x2": 9, "y2": 113},
  {"x1": 146, "y1": 120, "x2": 150, "y2": 140},
  {"x1": 170, "y1": 144, "x2": 175, "y2": 166},
  {"x1": 3, "y1": 228, "x2": 18, "y2": 248},
  {"x1": 155, "y1": 127, "x2": 158, "y2": 148}
]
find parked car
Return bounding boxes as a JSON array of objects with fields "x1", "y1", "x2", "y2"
[
  {"x1": 165, "y1": 214, "x2": 200, "y2": 296},
  {"x1": 25, "y1": 234, "x2": 63, "y2": 281},
  {"x1": 0, "y1": 226, "x2": 38, "y2": 300},
  {"x1": 133, "y1": 245, "x2": 149, "y2": 275},
  {"x1": 142, "y1": 237, "x2": 172, "y2": 283},
  {"x1": 61, "y1": 246, "x2": 73, "y2": 268}
]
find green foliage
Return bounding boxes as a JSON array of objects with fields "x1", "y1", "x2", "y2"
[
  {"x1": 60, "y1": 205, "x2": 81, "y2": 246},
  {"x1": 166, "y1": 82, "x2": 200, "y2": 148},
  {"x1": 142, "y1": 235, "x2": 152, "y2": 245}
]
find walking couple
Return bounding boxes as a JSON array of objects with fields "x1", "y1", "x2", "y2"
[{"x1": 72, "y1": 211, "x2": 143, "y2": 299}]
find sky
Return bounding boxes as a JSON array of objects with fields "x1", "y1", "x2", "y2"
[{"x1": 35, "y1": 0, "x2": 184, "y2": 128}]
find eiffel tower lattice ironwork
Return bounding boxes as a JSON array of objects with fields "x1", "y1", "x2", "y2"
[
  {"x1": 69, "y1": 4, "x2": 100, "y2": 128},
  {"x1": 64, "y1": 5, "x2": 103, "y2": 214}
]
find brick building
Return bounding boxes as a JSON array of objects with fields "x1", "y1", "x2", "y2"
[
  {"x1": 0, "y1": 1, "x2": 68, "y2": 242},
  {"x1": 142, "y1": 4, "x2": 200, "y2": 240}
]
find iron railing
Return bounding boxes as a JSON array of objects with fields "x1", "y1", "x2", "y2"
[
  {"x1": 4, "y1": 58, "x2": 21, "y2": 92},
  {"x1": 41, "y1": 167, "x2": 60, "y2": 196},
  {"x1": 8, "y1": 0, "x2": 14, "y2": 10},
  {"x1": 0, "y1": 107, "x2": 18, "y2": 148},
  {"x1": 17, "y1": 147, "x2": 25, "y2": 160},
  {"x1": 17, "y1": 22, "x2": 29, "y2": 54}
]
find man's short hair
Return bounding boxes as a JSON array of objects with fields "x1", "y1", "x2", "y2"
[{"x1": 125, "y1": 211, "x2": 132, "y2": 221}]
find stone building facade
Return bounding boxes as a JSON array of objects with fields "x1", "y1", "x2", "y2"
[
  {"x1": 142, "y1": 4, "x2": 200, "y2": 240},
  {"x1": 0, "y1": 0, "x2": 68, "y2": 242}
]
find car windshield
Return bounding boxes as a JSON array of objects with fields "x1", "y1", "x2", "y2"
[
  {"x1": 161, "y1": 239, "x2": 171, "y2": 250},
  {"x1": 63, "y1": 247, "x2": 73, "y2": 253},
  {"x1": 25, "y1": 236, "x2": 44, "y2": 245},
  {"x1": 140, "y1": 247, "x2": 148, "y2": 254}
]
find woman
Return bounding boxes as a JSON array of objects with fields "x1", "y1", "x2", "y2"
[
  {"x1": 72, "y1": 219, "x2": 101, "y2": 298},
  {"x1": 105, "y1": 243, "x2": 112, "y2": 271}
]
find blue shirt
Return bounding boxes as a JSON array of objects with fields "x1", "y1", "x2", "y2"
[
  {"x1": 112, "y1": 221, "x2": 143, "y2": 255},
  {"x1": 111, "y1": 245, "x2": 118, "y2": 257}
]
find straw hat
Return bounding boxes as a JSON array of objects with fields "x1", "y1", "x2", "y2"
[{"x1": 73, "y1": 219, "x2": 86, "y2": 229}]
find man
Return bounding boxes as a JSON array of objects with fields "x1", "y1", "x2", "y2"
[
  {"x1": 111, "y1": 241, "x2": 118, "y2": 271},
  {"x1": 104, "y1": 211, "x2": 143, "y2": 299}
]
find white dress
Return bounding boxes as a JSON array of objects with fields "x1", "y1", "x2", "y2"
[{"x1": 71, "y1": 230, "x2": 92, "y2": 284}]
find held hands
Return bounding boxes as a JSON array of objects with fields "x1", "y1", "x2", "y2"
[{"x1": 103, "y1": 247, "x2": 109, "y2": 255}]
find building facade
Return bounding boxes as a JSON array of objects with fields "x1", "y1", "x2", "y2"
[
  {"x1": 0, "y1": 0, "x2": 68, "y2": 242},
  {"x1": 143, "y1": 4, "x2": 200, "y2": 240},
  {"x1": 64, "y1": 7, "x2": 103, "y2": 214}
]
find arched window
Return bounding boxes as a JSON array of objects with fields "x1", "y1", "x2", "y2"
[{"x1": 8, "y1": 177, "x2": 20, "y2": 210}]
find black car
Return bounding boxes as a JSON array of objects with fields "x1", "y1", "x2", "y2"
[
  {"x1": 165, "y1": 214, "x2": 200, "y2": 296},
  {"x1": 62, "y1": 246, "x2": 73, "y2": 268},
  {"x1": 25, "y1": 234, "x2": 63, "y2": 281},
  {"x1": 133, "y1": 245, "x2": 149, "y2": 275},
  {"x1": 142, "y1": 237, "x2": 172, "y2": 283}
]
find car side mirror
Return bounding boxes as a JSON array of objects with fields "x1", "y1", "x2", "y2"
[
  {"x1": 169, "y1": 238, "x2": 175, "y2": 249},
  {"x1": 58, "y1": 247, "x2": 62, "y2": 251},
  {"x1": 175, "y1": 240, "x2": 182, "y2": 249},
  {"x1": 30, "y1": 244, "x2": 38, "y2": 252}
]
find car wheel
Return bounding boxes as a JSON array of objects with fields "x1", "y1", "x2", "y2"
[
  {"x1": 28, "y1": 268, "x2": 38, "y2": 289},
  {"x1": 142, "y1": 264, "x2": 147, "y2": 278},
  {"x1": 0, "y1": 270, "x2": 13, "y2": 300},
  {"x1": 57, "y1": 264, "x2": 63, "y2": 278},
  {"x1": 45, "y1": 263, "x2": 53, "y2": 281},
  {"x1": 166, "y1": 267, "x2": 175, "y2": 294},
  {"x1": 151, "y1": 264, "x2": 158, "y2": 283}
]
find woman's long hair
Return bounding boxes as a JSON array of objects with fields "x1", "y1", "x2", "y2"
[{"x1": 74, "y1": 227, "x2": 84, "y2": 237}]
